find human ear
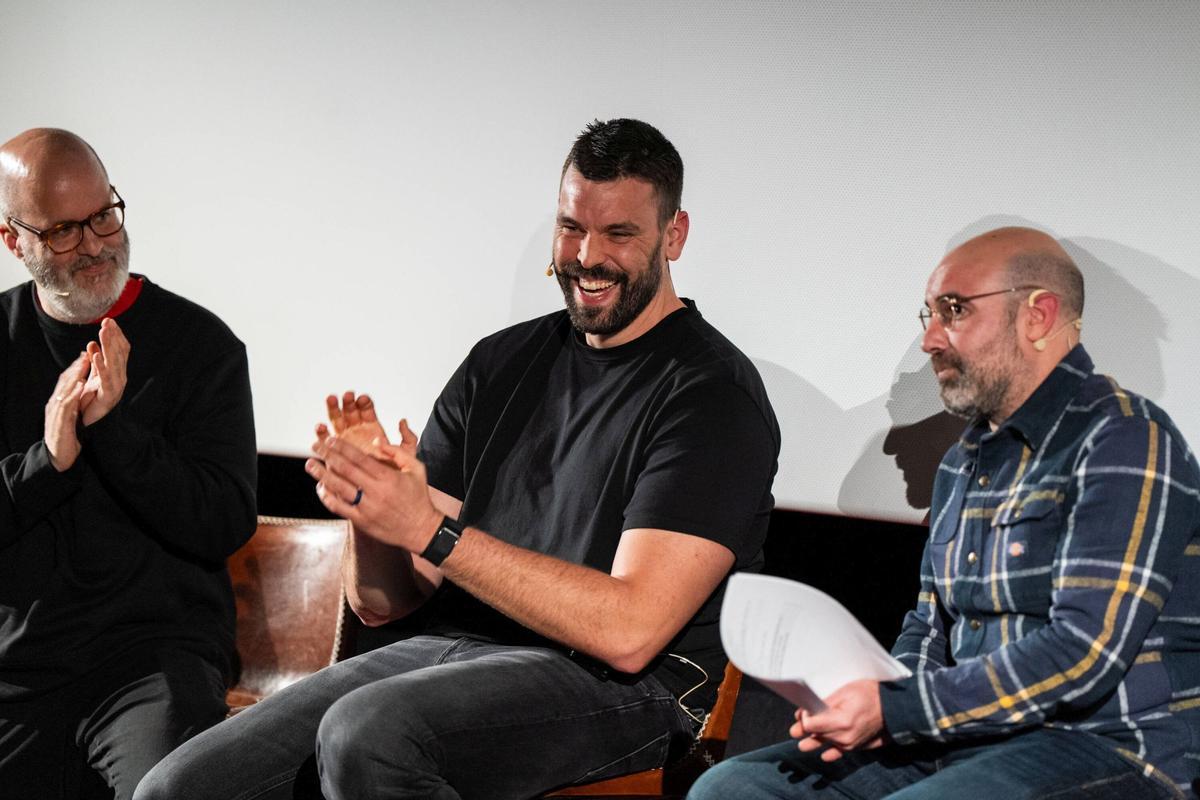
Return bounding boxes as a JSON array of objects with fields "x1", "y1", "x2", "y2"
[
  {"x1": 665, "y1": 209, "x2": 689, "y2": 262},
  {"x1": 1026, "y1": 289, "x2": 1060, "y2": 349},
  {"x1": 0, "y1": 223, "x2": 21, "y2": 259}
]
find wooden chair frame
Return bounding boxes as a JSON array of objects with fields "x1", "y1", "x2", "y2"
[{"x1": 545, "y1": 662, "x2": 743, "y2": 798}]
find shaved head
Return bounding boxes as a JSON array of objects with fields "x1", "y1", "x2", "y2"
[
  {"x1": 0, "y1": 128, "x2": 108, "y2": 220},
  {"x1": 0, "y1": 128, "x2": 129, "y2": 323},
  {"x1": 942, "y1": 226, "x2": 1084, "y2": 317},
  {"x1": 925, "y1": 226, "x2": 1086, "y2": 425}
]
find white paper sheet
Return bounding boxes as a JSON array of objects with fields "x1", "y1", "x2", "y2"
[{"x1": 719, "y1": 573, "x2": 912, "y2": 712}]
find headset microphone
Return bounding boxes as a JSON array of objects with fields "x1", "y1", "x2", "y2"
[
  {"x1": 1034, "y1": 319, "x2": 1082, "y2": 352},
  {"x1": 1027, "y1": 289, "x2": 1082, "y2": 352}
]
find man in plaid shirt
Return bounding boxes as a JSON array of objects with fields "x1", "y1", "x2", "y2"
[{"x1": 690, "y1": 227, "x2": 1200, "y2": 799}]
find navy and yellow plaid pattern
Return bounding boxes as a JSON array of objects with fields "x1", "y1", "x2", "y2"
[{"x1": 881, "y1": 346, "x2": 1200, "y2": 797}]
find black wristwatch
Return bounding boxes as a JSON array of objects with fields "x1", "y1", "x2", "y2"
[{"x1": 420, "y1": 516, "x2": 464, "y2": 566}]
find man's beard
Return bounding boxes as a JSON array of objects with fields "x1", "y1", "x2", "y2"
[
  {"x1": 932, "y1": 329, "x2": 1020, "y2": 420},
  {"x1": 554, "y1": 238, "x2": 663, "y2": 337},
  {"x1": 26, "y1": 231, "x2": 131, "y2": 323}
]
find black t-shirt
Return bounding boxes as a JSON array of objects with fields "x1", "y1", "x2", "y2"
[{"x1": 416, "y1": 300, "x2": 779, "y2": 706}]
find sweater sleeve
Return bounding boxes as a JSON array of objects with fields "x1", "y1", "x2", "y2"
[
  {"x1": 0, "y1": 310, "x2": 86, "y2": 546},
  {"x1": 77, "y1": 342, "x2": 257, "y2": 565},
  {"x1": 0, "y1": 440, "x2": 85, "y2": 548}
]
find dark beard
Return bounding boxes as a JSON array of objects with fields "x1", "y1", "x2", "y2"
[{"x1": 554, "y1": 238, "x2": 663, "y2": 336}]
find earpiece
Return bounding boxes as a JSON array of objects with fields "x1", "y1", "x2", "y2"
[
  {"x1": 1034, "y1": 319, "x2": 1082, "y2": 352},
  {"x1": 1027, "y1": 289, "x2": 1082, "y2": 351}
]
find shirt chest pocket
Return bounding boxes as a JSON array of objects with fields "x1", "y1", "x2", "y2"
[{"x1": 987, "y1": 490, "x2": 1064, "y2": 610}]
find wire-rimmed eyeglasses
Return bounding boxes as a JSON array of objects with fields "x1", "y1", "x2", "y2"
[{"x1": 919, "y1": 285, "x2": 1041, "y2": 331}]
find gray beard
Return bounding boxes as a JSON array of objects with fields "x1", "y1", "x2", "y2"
[
  {"x1": 936, "y1": 337, "x2": 1020, "y2": 421},
  {"x1": 940, "y1": 370, "x2": 1012, "y2": 420},
  {"x1": 28, "y1": 233, "x2": 131, "y2": 323}
]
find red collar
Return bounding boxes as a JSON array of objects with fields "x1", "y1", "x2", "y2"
[{"x1": 89, "y1": 277, "x2": 144, "y2": 323}]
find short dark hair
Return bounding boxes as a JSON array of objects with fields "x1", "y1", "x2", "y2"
[{"x1": 562, "y1": 118, "x2": 683, "y2": 226}]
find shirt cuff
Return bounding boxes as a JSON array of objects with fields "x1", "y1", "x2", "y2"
[
  {"x1": 880, "y1": 675, "x2": 928, "y2": 745},
  {"x1": 12, "y1": 439, "x2": 84, "y2": 522}
]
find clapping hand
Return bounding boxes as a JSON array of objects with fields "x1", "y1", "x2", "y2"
[{"x1": 80, "y1": 318, "x2": 130, "y2": 426}]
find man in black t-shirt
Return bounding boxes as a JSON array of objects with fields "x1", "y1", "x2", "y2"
[
  {"x1": 138, "y1": 118, "x2": 778, "y2": 800},
  {"x1": 0, "y1": 130, "x2": 257, "y2": 800}
]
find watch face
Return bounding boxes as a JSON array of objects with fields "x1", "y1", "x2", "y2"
[{"x1": 423, "y1": 520, "x2": 462, "y2": 567}]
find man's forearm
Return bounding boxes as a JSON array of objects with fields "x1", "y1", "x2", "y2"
[
  {"x1": 310, "y1": 434, "x2": 733, "y2": 672},
  {"x1": 442, "y1": 528, "x2": 655, "y2": 672},
  {"x1": 342, "y1": 484, "x2": 459, "y2": 625},
  {"x1": 342, "y1": 526, "x2": 437, "y2": 625},
  {"x1": 440, "y1": 526, "x2": 729, "y2": 674}
]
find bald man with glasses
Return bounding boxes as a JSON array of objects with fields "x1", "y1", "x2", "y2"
[
  {"x1": 690, "y1": 227, "x2": 1200, "y2": 800},
  {"x1": 0, "y1": 129, "x2": 256, "y2": 800}
]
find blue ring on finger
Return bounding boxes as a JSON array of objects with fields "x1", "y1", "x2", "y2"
[{"x1": 351, "y1": 488, "x2": 364, "y2": 506}]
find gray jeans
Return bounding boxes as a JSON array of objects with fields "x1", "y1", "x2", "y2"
[
  {"x1": 0, "y1": 645, "x2": 227, "y2": 800},
  {"x1": 134, "y1": 635, "x2": 694, "y2": 800}
]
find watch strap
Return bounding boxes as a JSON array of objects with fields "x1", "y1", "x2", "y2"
[{"x1": 420, "y1": 516, "x2": 464, "y2": 566}]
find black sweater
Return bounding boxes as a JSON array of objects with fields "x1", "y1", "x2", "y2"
[{"x1": 0, "y1": 277, "x2": 256, "y2": 699}]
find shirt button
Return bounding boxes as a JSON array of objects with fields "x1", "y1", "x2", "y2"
[
  {"x1": 967, "y1": 551, "x2": 978, "y2": 565},
  {"x1": 978, "y1": 475, "x2": 990, "y2": 487},
  {"x1": 969, "y1": 619, "x2": 982, "y2": 631}
]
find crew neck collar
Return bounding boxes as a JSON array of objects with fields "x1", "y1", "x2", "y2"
[
  {"x1": 569, "y1": 298, "x2": 697, "y2": 362},
  {"x1": 32, "y1": 275, "x2": 149, "y2": 334}
]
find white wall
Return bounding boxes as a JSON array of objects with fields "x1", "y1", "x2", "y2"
[{"x1": 3, "y1": 0, "x2": 1197, "y2": 522}]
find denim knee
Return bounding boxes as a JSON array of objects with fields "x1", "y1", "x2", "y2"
[
  {"x1": 131, "y1": 755, "x2": 192, "y2": 800},
  {"x1": 688, "y1": 760, "x2": 752, "y2": 800},
  {"x1": 316, "y1": 686, "x2": 440, "y2": 799},
  {"x1": 687, "y1": 747, "x2": 830, "y2": 800}
]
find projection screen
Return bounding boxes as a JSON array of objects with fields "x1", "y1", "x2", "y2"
[{"x1": 3, "y1": 0, "x2": 1197, "y2": 523}]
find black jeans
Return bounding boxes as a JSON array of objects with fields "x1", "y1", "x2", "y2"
[
  {"x1": 135, "y1": 635, "x2": 695, "y2": 800},
  {"x1": 0, "y1": 644, "x2": 228, "y2": 800}
]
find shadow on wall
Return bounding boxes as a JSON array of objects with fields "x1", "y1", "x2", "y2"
[
  {"x1": 504, "y1": 214, "x2": 1198, "y2": 522},
  {"x1": 836, "y1": 352, "x2": 964, "y2": 522},
  {"x1": 836, "y1": 215, "x2": 1194, "y2": 522},
  {"x1": 750, "y1": 358, "x2": 856, "y2": 513},
  {"x1": 1063, "y1": 236, "x2": 1173, "y2": 400},
  {"x1": 510, "y1": 218, "x2": 559, "y2": 323},
  {"x1": 881, "y1": 375, "x2": 965, "y2": 514}
]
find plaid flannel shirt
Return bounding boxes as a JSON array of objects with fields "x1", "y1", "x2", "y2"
[{"x1": 880, "y1": 345, "x2": 1200, "y2": 796}]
